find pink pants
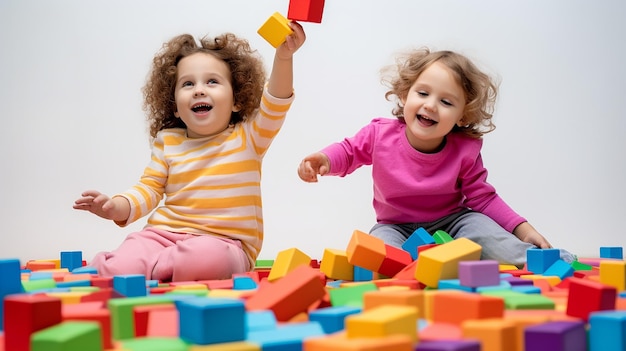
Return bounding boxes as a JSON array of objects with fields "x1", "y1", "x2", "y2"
[{"x1": 90, "y1": 227, "x2": 251, "y2": 282}]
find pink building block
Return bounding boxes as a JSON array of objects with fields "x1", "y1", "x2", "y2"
[{"x1": 459, "y1": 260, "x2": 500, "y2": 288}]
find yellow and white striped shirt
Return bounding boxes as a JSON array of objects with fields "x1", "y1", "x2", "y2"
[{"x1": 116, "y1": 88, "x2": 294, "y2": 267}]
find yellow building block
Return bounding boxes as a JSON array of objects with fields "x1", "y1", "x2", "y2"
[
  {"x1": 600, "y1": 260, "x2": 626, "y2": 291},
  {"x1": 345, "y1": 305, "x2": 418, "y2": 342},
  {"x1": 462, "y1": 318, "x2": 517, "y2": 351},
  {"x1": 304, "y1": 331, "x2": 413, "y2": 351},
  {"x1": 320, "y1": 248, "x2": 354, "y2": 281},
  {"x1": 503, "y1": 314, "x2": 550, "y2": 351},
  {"x1": 257, "y1": 12, "x2": 293, "y2": 48},
  {"x1": 518, "y1": 274, "x2": 561, "y2": 287},
  {"x1": 190, "y1": 341, "x2": 260, "y2": 350},
  {"x1": 362, "y1": 289, "x2": 424, "y2": 319},
  {"x1": 346, "y1": 230, "x2": 386, "y2": 273},
  {"x1": 414, "y1": 238, "x2": 482, "y2": 288},
  {"x1": 267, "y1": 247, "x2": 311, "y2": 282}
]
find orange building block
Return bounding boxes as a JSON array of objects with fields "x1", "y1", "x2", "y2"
[
  {"x1": 303, "y1": 331, "x2": 413, "y2": 351},
  {"x1": 362, "y1": 289, "x2": 424, "y2": 319},
  {"x1": 346, "y1": 230, "x2": 386, "y2": 273},
  {"x1": 432, "y1": 291, "x2": 504, "y2": 325},
  {"x1": 462, "y1": 318, "x2": 517, "y2": 351},
  {"x1": 503, "y1": 314, "x2": 550, "y2": 351},
  {"x1": 245, "y1": 264, "x2": 326, "y2": 321},
  {"x1": 415, "y1": 238, "x2": 482, "y2": 288}
]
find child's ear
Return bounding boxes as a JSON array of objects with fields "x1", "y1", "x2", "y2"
[
  {"x1": 174, "y1": 110, "x2": 180, "y2": 118},
  {"x1": 232, "y1": 104, "x2": 241, "y2": 113}
]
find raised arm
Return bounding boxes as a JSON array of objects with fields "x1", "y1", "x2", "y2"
[{"x1": 267, "y1": 21, "x2": 306, "y2": 99}]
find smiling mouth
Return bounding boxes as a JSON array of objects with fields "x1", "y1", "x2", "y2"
[
  {"x1": 417, "y1": 114, "x2": 437, "y2": 126},
  {"x1": 192, "y1": 103, "x2": 213, "y2": 113}
]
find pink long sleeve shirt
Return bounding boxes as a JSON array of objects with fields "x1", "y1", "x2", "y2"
[{"x1": 321, "y1": 118, "x2": 526, "y2": 233}]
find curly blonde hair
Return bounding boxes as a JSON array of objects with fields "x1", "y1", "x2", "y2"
[
  {"x1": 142, "y1": 33, "x2": 266, "y2": 139},
  {"x1": 382, "y1": 48, "x2": 498, "y2": 138}
]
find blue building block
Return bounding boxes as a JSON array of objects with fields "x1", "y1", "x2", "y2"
[
  {"x1": 247, "y1": 321, "x2": 325, "y2": 351},
  {"x1": 113, "y1": 274, "x2": 147, "y2": 297},
  {"x1": 438, "y1": 279, "x2": 475, "y2": 292},
  {"x1": 308, "y1": 306, "x2": 361, "y2": 334},
  {"x1": 72, "y1": 266, "x2": 98, "y2": 274},
  {"x1": 589, "y1": 310, "x2": 626, "y2": 351},
  {"x1": 402, "y1": 227, "x2": 435, "y2": 260},
  {"x1": 56, "y1": 280, "x2": 92, "y2": 288},
  {"x1": 246, "y1": 310, "x2": 277, "y2": 332},
  {"x1": 0, "y1": 258, "x2": 24, "y2": 330},
  {"x1": 475, "y1": 280, "x2": 512, "y2": 293},
  {"x1": 512, "y1": 285, "x2": 542, "y2": 294},
  {"x1": 527, "y1": 248, "x2": 560, "y2": 274},
  {"x1": 600, "y1": 246, "x2": 624, "y2": 259},
  {"x1": 543, "y1": 259, "x2": 575, "y2": 280},
  {"x1": 233, "y1": 276, "x2": 258, "y2": 290},
  {"x1": 177, "y1": 297, "x2": 245, "y2": 345},
  {"x1": 60, "y1": 251, "x2": 83, "y2": 272},
  {"x1": 353, "y1": 265, "x2": 373, "y2": 282}
]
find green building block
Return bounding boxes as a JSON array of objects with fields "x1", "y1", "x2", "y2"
[
  {"x1": 328, "y1": 282, "x2": 378, "y2": 307},
  {"x1": 31, "y1": 321, "x2": 102, "y2": 351},
  {"x1": 107, "y1": 296, "x2": 177, "y2": 340},
  {"x1": 482, "y1": 290, "x2": 555, "y2": 310},
  {"x1": 22, "y1": 278, "x2": 57, "y2": 292},
  {"x1": 121, "y1": 337, "x2": 189, "y2": 351},
  {"x1": 432, "y1": 230, "x2": 454, "y2": 244}
]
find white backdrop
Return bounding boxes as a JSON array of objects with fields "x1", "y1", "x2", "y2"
[{"x1": 1, "y1": 0, "x2": 625, "y2": 265}]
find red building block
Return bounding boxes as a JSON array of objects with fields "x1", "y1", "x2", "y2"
[
  {"x1": 4, "y1": 294, "x2": 62, "y2": 351},
  {"x1": 378, "y1": 244, "x2": 413, "y2": 277},
  {"x1": 62, "y1": 302, "x2": 112, "y2": 350},
  {"x1": 245, "y1": 264, "x2": 326, "y2": 321},
  {"x1": 566, "y1": 277, "x2": 617, "y2": 322},
  {"x1": 287, "y1": 0, "x2": 325, "y2": 23}
]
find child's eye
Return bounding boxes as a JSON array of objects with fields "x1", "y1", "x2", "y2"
[
  {"x1": 207, "y1": 79, "x2": 218, "y2": 85},
  {"x1": 441, "y1": 99, "x2": 453, "y2": 106},
  {"x1": 418, "y1": 91, "x2": 428, "y2": 97},
  {"x1": 182, "y1": 81, "x2": 193, "y2": 87}
]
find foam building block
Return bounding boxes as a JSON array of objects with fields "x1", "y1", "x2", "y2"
[
  {"x1": 600, "y1": 246, "x2": 624, "y2": 259},
  {"x1": 120, "y1": 336, "x2": 189, "y2": 351},
  {"x1": 132, "y1": 303, "x2": 177, "y2": 337},
  {"x1": 566, "y1": 277, "x2": 616, "y2": 321},
  {"x1": 524, "y1": 320, "x2": 587, "y2": 351},
  {"x1": 588, "y1": 310, "x2": 626, "y2": 351},
  {"x1": 267, "y1": 247, "x2": 311, "y2": 282},
  {"x1": 346, "y1": 230, "x2": 386, "y2": 273},
  {"x1": 308, "y1": 306, "x2": 362, "y2": 334},
  {"x1": 459, "y1": 260, "x2": 500, "y2": 288},
  {"x1": 328, "y1": 282, "x2": 378, "y2": 308},
  {"x1": 246, "y1": 322, "x2": 325, "y2": 349},
  {"x1": 233, "y1": 276, "x2": 258, "y2": 290},
  {"x1": 527, "y1": 248, "x2": 561, "y2": 274},
  {"x1": 287, "y1": 0, "x2": 325, "y2": 23},
  {"x1": 378, "y1": 244, "x2": 413, "y2": 277},
  {"x1": 189, "y1": 341, "x2": 261, "y2": 350},
  {"x1": 257, "y1": 12, "x2": 293, "y2": 48},
  {"x1": 402, "y1": 227, "x2": 435, "y2": 260},
  {"x1": 113, "y1": 274, "x2": 147, "y2": 298},
  {"x1": 31, "y1": 321, "x2": 102, "y2": 351},
  {"x1": 3, "y1": 294, "x2": 62, "y2": 351},
  {"x1": 415, "y1": 238, "x2": 482, "y2": 288},
  {"x1": 414, "y1": 340, "x2": 481, "y2": 351},
  {"x1": 353, "y1": 265, "x2": 374, "y2": 282},
  {"x1": 60, "y1": 251, "x2": 83, "y2": 272},
  {"x1": 0, "y1": 258, "x2": 24, "y2": 330},
  {"x1": 362, "y1": 289, "x2": 424, "y2": 319},
  {"x1": 542, "y1": 259, "x2": 574, "y2": 280},
  {"x1": 320, "y1": 248, "x2": 354, "y2": 281},
  {"x1": 432, "y1": 230, "x2": 454, "y2": 244},
  {"x1": 176, "y1": 297, "x2": 245, "y2": 345},
  {"x1": 345, "y1": 305, "x2": 419, "y2": 342},
  {"x1": 432, "y1": 291, "x2": 504, "y2": 325},
  {"x1": 62, "y1": 302, "x2": 113, "y2": 349},
  {"x1": 304, "y1": 332, "x2": 414, "y2": 350},
  {"x1": 245, "y1": 310, "x2": 277, "y2": 333},
  {"x1": 599, "y1": 260, "x2": 626, "y2": 291},
  {"x1": 245, "y1": 264, "x2": 326, "y2": 321},
  {"x1": 461, "y1": 318, "x2": 517, "y2": 351},
  {"x1": 107, "y1": 295, "x2": 177, "y2": 340}
]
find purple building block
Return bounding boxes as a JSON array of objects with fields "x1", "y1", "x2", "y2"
[
  {"x1": 524, "y1": 321, "x2": 587, "y2": 351},
  {"x1": 458, "y1": 260, "x2": 499, "y2": 287},
  {"x1": 415, "y1": 340, "x2": 481, "y2": 351}
]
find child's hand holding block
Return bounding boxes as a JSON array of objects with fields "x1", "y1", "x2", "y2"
[{"x1": 258, "y1": 12, "x2": 293, "y2": 48}]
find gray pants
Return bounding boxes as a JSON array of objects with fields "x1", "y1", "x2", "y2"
[{"x1": 370, "y1": 209, "x2": 574, "y2": 267}]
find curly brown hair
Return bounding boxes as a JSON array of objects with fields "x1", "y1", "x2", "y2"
[
  {"x1": 382, "y1": 48, "x2": 498, "y2": 139},
  {"x1": 142, "y1": 33, "x2": 266, "y2": 139}
]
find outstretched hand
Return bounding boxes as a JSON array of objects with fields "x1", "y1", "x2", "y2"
[
  {"x1": 73, "y1": 190, "x2": 129, "y2": 222},
  {"x1": 298, "y1": 152, "x2": 330, "y2": 182}
]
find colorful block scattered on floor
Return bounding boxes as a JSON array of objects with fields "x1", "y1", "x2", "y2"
[{"x1": 1, "y1": 235, "x2": 626, "y2": 351}]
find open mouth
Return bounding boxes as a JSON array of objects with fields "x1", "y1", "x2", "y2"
[
  {"x1": 191, "y1": 103, "x2": 213, "y2": 113},
  {"x1": 417, "y1": 114, "x2": 437, "y2": 126}
]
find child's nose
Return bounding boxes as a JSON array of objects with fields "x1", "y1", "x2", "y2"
[{"x1": 194, "y1": 86, "x2": 206, "y2": 97}]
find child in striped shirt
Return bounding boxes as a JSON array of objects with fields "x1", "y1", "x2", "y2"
[{"x1": 74, "y1": 22, "x2": 306, "y2": 282}]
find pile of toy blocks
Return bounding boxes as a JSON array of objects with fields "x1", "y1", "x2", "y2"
[{"x1": 1, "y1": 227, "x2": 625, "y2": 351}]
